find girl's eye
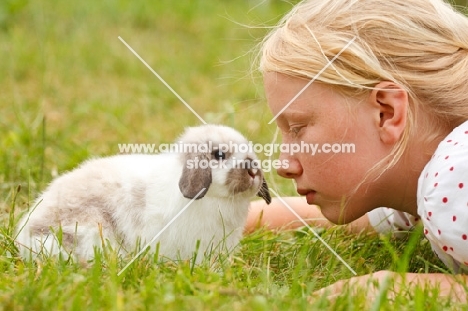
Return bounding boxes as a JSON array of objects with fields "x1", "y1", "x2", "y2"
[{"x1": 289, "y1": 126, "x2": 303, "y2": 138}]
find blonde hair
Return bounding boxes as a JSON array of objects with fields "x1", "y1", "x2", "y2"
[{"x1": 259, "y1": 0, "x2": 468, "y2": 185}]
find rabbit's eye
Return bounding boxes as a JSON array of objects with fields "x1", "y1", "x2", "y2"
[{"x1": 212, "y1": 150, "x2": 226, "y2": 160}]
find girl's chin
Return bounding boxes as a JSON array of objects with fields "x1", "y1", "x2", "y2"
[{"x1": 319, "y1": 204, "x2": 358, "y2": 225}]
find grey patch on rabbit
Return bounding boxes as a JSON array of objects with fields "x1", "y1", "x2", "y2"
[
  {"x1": 58, "y1": 231, "x2": 77, "y2": 249},
  {"x1": 225, "y1": 157, "x2": 271, "y2": 204},
  {"x1": 178, "y1": 153, "x2": 212, "y2": 199},
  {"x1": 29, "y1": 224, "x2": 76, "y2": 250},
  {"x1": 225, "y1": 166, "x2": 256, "y2": 194},
  {"x1": 15, "y1": 124, "x2": 271, "y2": 263},
  {"x1": 62, "y1": 195, "x2": 109, "y2": 224}
]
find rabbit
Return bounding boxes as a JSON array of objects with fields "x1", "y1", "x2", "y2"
[{"x1": 15, "y1": 124, "x2": 271, "y2": 263}]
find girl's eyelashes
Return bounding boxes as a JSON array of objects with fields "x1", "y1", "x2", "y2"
[{"x1": 289, "y1": 126, "x2": 304, "y2": 138}]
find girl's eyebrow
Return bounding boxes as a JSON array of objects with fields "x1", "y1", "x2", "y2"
[{"x1": 281, "y1": 110, "x2": 312, "y2": 120}]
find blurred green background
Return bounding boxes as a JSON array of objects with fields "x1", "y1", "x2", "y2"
[
  {"x1": 1, "y1": 0, "x2": 467, "y2": 217},
  {"x1": 0, "y1": 0, "x2": 302, "y2": 217}
]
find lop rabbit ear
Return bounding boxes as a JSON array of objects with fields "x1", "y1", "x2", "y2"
[
  {"x1": 178, "y1": 153, "x2": 211, "y2": 199},
  {"x1": 257, "y1": 178, "x2": 271, "y2": 204}
]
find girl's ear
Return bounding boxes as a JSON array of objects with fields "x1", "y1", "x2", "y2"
[{"x1": 370, "y1": 81, "x2": 408, "y2": 145}]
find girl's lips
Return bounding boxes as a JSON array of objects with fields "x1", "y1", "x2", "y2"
[
  {"x1": 305, "y1": 191, "x2": 316, "y2": 204},
  {"x1": 297, "y1": 189, "x2": 316, "y2": 204}
]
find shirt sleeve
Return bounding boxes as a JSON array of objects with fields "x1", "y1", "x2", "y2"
[{"x1": 367, "y1": 207, "x2": 420, "y2": 238}]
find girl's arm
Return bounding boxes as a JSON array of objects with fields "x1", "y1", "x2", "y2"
[
  {"x1": 245, "y1": 197, "x2": 373, "y2": 234},
  {"x1": 314, "y1": 270, "x2": 467, "y2": 302}
]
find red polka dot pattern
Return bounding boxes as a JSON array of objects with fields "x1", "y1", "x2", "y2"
[{"x1": 416, "y1": 121, "x2": 468, "y2": 272}]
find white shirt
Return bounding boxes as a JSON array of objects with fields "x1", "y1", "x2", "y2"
[{"x1": 368, "y1": 120, "x2": 468, "y2": 273}]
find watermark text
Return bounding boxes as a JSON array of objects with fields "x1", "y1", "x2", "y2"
[{"x1": 118, "y1": 141, "x2": 355, "y2": 156}]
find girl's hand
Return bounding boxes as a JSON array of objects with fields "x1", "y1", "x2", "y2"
[
  {"x1": 312, "y1": 271, "x2": 467, "y2": 303},
  {"x1": 313, "y1": 270, "x2": 396, "y2": 301}
]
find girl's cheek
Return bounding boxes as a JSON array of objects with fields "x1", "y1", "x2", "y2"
[{"x1": 280, "y1": 133, "x2": 293, "y2": 145}]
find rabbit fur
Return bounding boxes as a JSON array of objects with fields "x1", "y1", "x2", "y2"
[{"x1": 15, "y1": 124, "x2": 271, "y2": 262}]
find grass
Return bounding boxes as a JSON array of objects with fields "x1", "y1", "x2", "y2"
[{"x1": 1, "y1": 0, "x2": 467, "y2": 309}]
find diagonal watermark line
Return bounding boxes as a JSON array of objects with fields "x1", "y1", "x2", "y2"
[
  {"x1": 269, "y1": 189, "x2": 357, "y2": 276},
  {"x1": 118, "y1": 36, "x2": 207, "y2": 125},
  {"x1": 268, "y1": 36, "x2": 357, "y2": 124},
  {"x1": 117, "y1": 188, "x2": 206, "y2": 276}
]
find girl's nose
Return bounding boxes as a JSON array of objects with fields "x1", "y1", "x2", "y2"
[{"x1": 277, "y1": 152, "x2": 303, "y2": 179}]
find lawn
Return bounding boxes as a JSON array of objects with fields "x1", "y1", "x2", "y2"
[{"x1": 1, "y1": 0, "x2": 467, "y2": 309}]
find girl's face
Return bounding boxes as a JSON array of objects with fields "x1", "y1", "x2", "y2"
[{"x1": 264, "y1": 72, "x2": 394, "y2": 224}]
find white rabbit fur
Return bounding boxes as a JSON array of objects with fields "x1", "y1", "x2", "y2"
[{"x1": 15, "y1": 124, "x2": 270, "y2": 262}]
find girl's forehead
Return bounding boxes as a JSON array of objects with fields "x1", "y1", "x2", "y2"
[
  {"x1": 264, "y1": 72, "x2": 307, "y2": 89},
  {"x1": 264, "y1": 72, "x2": 343, "y2": 106},
  {"x1": 265, "y1": 72, "x2": 333, "y2": 96},
  {"x1": 264, "y1": 72, "x2": 366, "y2": 123}
]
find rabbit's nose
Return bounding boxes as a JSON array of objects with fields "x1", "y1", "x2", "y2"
[
  {"x1": 243, "y1": 158, "x2": 258, "y2": 178},
  {"x1": 247, "y1": 168, "x2": 258, "y2": 178}
]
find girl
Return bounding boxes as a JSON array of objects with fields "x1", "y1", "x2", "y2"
[{"x1": 247, "y1": 0, "x2": 468, "y2": 300}]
